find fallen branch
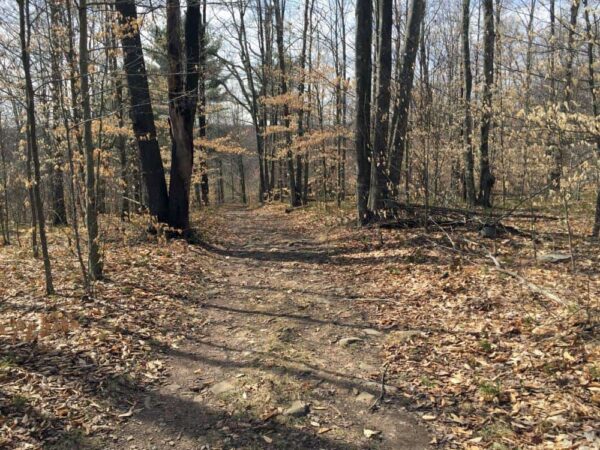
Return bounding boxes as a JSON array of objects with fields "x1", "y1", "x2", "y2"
[{"x1": 464, "y1": 238, "x2": 568, "y2": 307}]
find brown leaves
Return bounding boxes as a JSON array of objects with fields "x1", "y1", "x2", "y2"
[
  {"x1": 0, "y1": 220, "x2": 210, "y2": 448},
  {"x1": 290, "y1": 206, "x2": 600, "y2": 449}
]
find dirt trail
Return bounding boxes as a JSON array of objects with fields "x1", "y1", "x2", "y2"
[{"x1": 108, "y1": 207, "x2": 429, "y2": 450}]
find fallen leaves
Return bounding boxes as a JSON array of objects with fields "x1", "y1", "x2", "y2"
[
  {"x1": 0, "y1": 221, "x2": 210, "y2": 449},
  {"x1": 293, "y1": 205, "x2": 600, "y2": 449}
]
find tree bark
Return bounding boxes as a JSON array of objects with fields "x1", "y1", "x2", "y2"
[
  {"x1": 477, "y1": 0, "x2": 495, "y2": 207},
  {"x1": 0, "y1": 114, "x2": 10, "y2": 245},
  {"x1": 273, "y1": 0, "x2": 300, "y2": 207},
  {"x1": 355, "y1": 0, "x2": 373, "y2": 223},
  {"x1": 79, "y1": 0, "x2": 102, "y2": 280},
  {"x1": 367, "y1": 0, "x2": 393, "y2": 213},
  {"x1": 583, "y1": 0, "x2": 600, "y2": 237},
  {"x1": 166, "y1": 0, "x2": 201, "y2": 231},
  {"x1": 462, "y1": 0, "x2": 476, "y2": 206},
  {"x1": 238, "y1": 155, "x2": 247, "y2": 204},
  {"x1": 48, "y1": 0, "x2": 67, "y2": 226},
  {"x1": 387, "y1": 0, "x2": 426, "y2": 195},
  {"x1": 549, "y1": 0, "x2": 580, "y2": 191},
  {"x1": 18, "y1": 0, "x2": 54, "y2": 293},
  {"x1": 196, "y1": 0, "x2": 209, "y2": 208},
  {"x1": 115, "y1": 0, "x2": 169, "y2": 222}
]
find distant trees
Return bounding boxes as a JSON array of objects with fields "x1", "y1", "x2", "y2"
[{"x1": 2, "y1": 0, "x2": 600, "y2": 299}]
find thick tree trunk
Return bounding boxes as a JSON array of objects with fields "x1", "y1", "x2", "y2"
[
  {"x1": 355, "y1": 0, "x2": 373, "y2": 223},
  {"x1": 166, "y1": 0, "x2": 201, "y2": 231},
  {"x1": 387, "y1": 0, "x2": 426, "y2": 194},
  {"x1": 47, "y1": 2, "x2": 68, "y2": 227},
  {"x1": 477, "y1": 0, "x2": 495, "y2": 207},
  {"x1": 115, "y1": 0, "x2": 169, "y2": 222},
  {"x1": 19, "y1": 0, "x2": 54, "y2": 293},
  {"x1": 196, "y1": 0, "x2": 209, "y2": 208},
  {"x1": 367, "y1": 0, "x2": 393, "y2": 213},
  {"x1": 462, "y1": 0, "x2": 476, "y2": 206}
]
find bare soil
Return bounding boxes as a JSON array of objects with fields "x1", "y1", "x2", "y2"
[{"x1": 105, "y1": 207, "x2": 430, "y2": 450}]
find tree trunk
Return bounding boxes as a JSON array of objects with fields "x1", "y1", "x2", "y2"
[
  {"x1": 477, "y1": 0, "x2": 495, "y2": 207},
  {"x1": 297, "y1": 0, "x2": 314, "y2": 205},
  {"x1": 462, "y1": 0, "x2": 476, "y2": 206},
  {"x1": 387, "y1": 0, "x2": 426, "y2": 195},
  {"x1": 166, "y1": 0, "x2": 201, "y2": 232},
  {"x1": 48, "y1": 0, "x2": 68, "y2": 226},
  {"x1": 18, "y1": 0, "x2": 54, "y2": 293},
  {"x1": 115, "y1": 0, "x2": 169, "y2": 222},
  {"x1": 367, "y1": 0, "x2": 393, "y2": 213},
  {"x1": 355, "y1": 0, "x2": 373, "y2": 223},
  {"x1": 583, "y1": 0, "x2": 600, "y2": 237},
  {"x1": 549, "y1": 0, "x2": 580, "y2": 190},
  {"x1": 273, "y1": 0, "x2": 300, "y2": 207},
  {"x1": 0, "y1": 114, "x2": 10, "y2": 245},
  {"x1": 196, "y1": 0, "x2": 209, "y2": 208},
  {"x1": 79, "y1": 0, "x2": 102, "y2": 280},
  {"x1": 238, "y1": 155, "x2": 247, "y2": 204}
]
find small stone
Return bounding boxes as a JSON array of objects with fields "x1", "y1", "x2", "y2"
[
  {"x1": 209, "y1": 379, "x2": 236, "y2": 395},
  {"x1": 283, "y1": 400, "x2": 309, "y2": 417},
  {"x1": 165, "y1": 383, "x2": 181, "y2": 393},
  {"x1": 355, "y1": 392, "x2": 376, "y2": 404},
  {"x1": 363, "y1": 429, "x2": 381, "y2": 439},
  {"x1": 338, "y1": 337, "x2": 363, "y2": 347},
  {"x1": 364, "y1": 328, "x2": 383, "y2": 336},
  {"x1": 538, "y1": 252, "x2": 571, "y2": 263}
]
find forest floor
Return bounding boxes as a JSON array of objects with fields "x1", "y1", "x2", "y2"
[{"x1": 0, "y1": 203, "x2": 599, "y2": 449}]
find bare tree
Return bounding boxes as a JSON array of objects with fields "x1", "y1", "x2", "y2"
[
  {"x1": 477, "y1": 0, "x2": 495, "y2": 207},
  {"x1": 355, "y1": 0, "x2": 373, "y2": 223},
  {"x1": 367, "y1": 0, "x2": 393, "y2": 213},
  {"x1": 387, "y1": 0, "x2": 426, "y2": 196},
  {"x1": 115, "y1": 0, "x2": 170, "y2": 223},
  {"x1": 166, "y1": 0, "x2": 201, "y2": 231},
  {"x1": 583, "y1": 0, "x2": 600, "y2": 237},
  {"x1": 462, "y1": 0, "x2": 476, "y2": 205},
  {"x1": 18, "y1": 0, "x2": 54, "y2": 293},
  {"x1": 79, "y1": 0, "x2": 102, "y2": 279}
]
